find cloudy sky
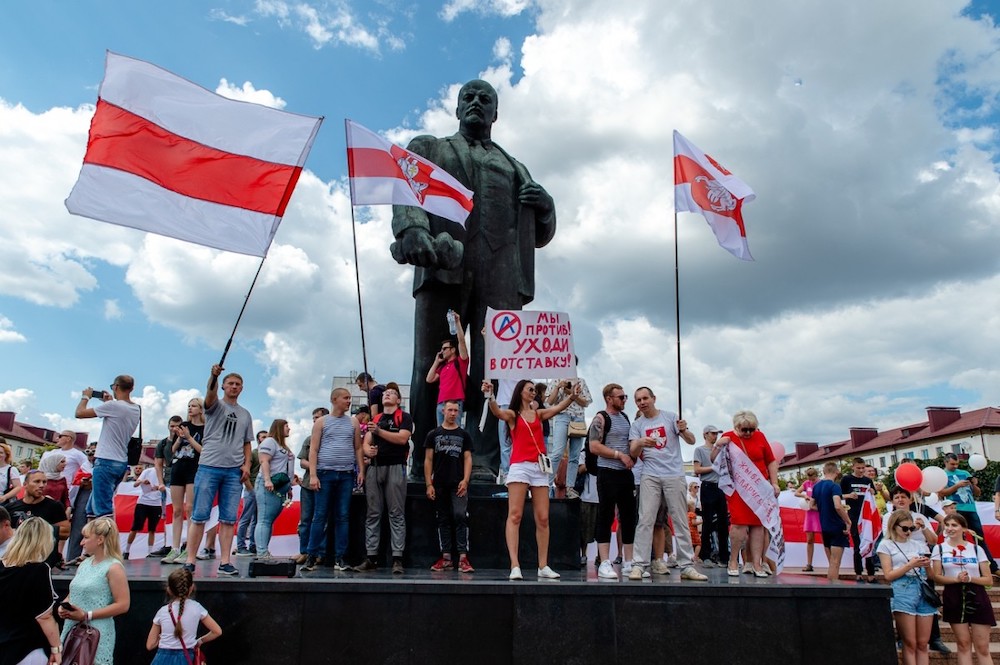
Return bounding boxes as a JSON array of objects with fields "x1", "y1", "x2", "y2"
[{"x1": 2, "y1": 0, "x2": 999, "y2": 460}]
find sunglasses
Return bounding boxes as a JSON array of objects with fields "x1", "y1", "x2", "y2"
[
  {"x1": 739, "y1": 427, "x2": 756, "y2": 435},
  {"x1": 898, "y1": 526, "x2": 916, "y2": 533},
  {"x1": 612, "y1": 394, "x2": 627, "y2": 401}
]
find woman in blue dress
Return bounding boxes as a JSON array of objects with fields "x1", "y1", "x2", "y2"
[{"x1": 58, "y1": 517, "x2": 130, "y2": 665}]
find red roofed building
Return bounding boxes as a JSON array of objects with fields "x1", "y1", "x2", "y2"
[
  {"x1": 0, "y1": 411, "x2": 88, "y2": 464},
  {"x1": 778, "y1": 406, "x2": 1000, "y2": 480}
]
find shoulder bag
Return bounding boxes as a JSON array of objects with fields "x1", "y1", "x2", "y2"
[
  {"x1": 169, "y1": 604, "x2": 207, "y2": 665},
  {"x1": 894, "y1": 542, "x2": 941, "y2": 608},
  {"x1": 62, "y1": 620, "x2": 100, "y2": 665}
]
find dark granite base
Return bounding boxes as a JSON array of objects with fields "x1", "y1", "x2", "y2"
[
  {"x1": 53, "y1": 563, "x2": 895, "y2": 665},
  {"x1": 334, "y1": 482, "x2": 581, "y2": 570}
]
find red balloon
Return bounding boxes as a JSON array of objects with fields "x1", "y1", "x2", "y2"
[
  {"x1": 770, "y1": 441, "x2": 786, "y2": 460},
  {"x1": 894, "y1": 463, "x2": 923, "y2": 492}
]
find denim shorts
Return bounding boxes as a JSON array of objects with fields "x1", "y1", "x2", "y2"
[
  {"x1": 890, "y1": 575, "x2": 939, "y2": 616},
  {"x1": 151, "y1": 648, "x2": 190, "y2": 665},
  {"x1": 191, "y1": 465, "x2": 242, "y2": 524},
  {"x1": 86, "y1": 457, "x2": 129, "y2": 518}
]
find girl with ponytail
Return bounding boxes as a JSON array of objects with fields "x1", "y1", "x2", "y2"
[{"x1": 146, "y1": 568, "x2": 222, "y2": 664}]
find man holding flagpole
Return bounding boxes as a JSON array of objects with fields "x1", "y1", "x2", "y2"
[{"x1": 388, "y1": 79, "x2": 557, "y2": 482}]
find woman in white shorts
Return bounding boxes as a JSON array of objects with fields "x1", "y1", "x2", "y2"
[{"x1": 483, "y1": 378, "x2": 579, "y2": 581}]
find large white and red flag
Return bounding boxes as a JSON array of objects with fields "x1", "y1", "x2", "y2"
[
  {"x1": 66, "y1": 52, "x2": 323, "y2": 257},
  {"x1": 858, "y1": 487, "x2": 883, "y2": 559},
  {"x1": 345, "y1": 119, "x2": 474, "y2": 226},
  {"x1": 673, "y1": 130, "x2": 756, "y2": 261}
]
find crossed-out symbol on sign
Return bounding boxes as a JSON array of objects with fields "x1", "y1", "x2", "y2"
[{"x1": 492, "y1": 311, "x2": 521, "y2": 341}]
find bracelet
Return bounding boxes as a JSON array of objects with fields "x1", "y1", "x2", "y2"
[{"x1": 87, "y1": 610, "x2": 93, "y2": 622}]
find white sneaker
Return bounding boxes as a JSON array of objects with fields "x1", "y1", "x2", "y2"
[
  {"x1": 650, "y1": 559, "x2": 670, "y2": 575},
  {"x1": 621, "y1": 561, "x2": 633, "y2": 575},
  {"x1": 681, "y1": 567, "x2": 709, "y2": 581},
  {"x1": 666, "y1": 554, "x2": 679, "y2": 568},
  {"x1": 537, "y1": 566, "x2": 561, "y2": 579},
  {"x1": 496, "y1": 472, "x2": 505, "y2": 485},
  {"x1": 628, "y1": 564, "x2": 649, "y2": 580},
  {"x1": 598, "y1": 560, "x2": 617, "y2": 579},
  {"x1": 509, "y1": 566, "x2": 523, "y2": 581}
]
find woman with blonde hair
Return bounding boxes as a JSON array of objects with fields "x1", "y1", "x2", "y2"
[
  {"x1": 255, "y1": 418, "x2": 295, "y2": 559},
  {"x1": 163, "y1": 398, "x2": 206, "y2": 564},
  {"x1": 0, "y1": 517, "x2": 63, "y2": 665},
  {"x1": 877, "y1": 509, "x2": 936, "y2": 665},
  {"x1": 58, "y1": 517, "x2": 131, "y2": 665},
  {"x1": 0, "y1": 437, "x2": 23, "y2": 505}
]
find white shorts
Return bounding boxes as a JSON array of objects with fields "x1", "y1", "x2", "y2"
[{"x1": 505, "y1": 461, "x2": 549, "y2": 488}]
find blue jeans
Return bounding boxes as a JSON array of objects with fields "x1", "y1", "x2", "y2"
[
  {"x1": 86, "y1": 458, "x2": 128, "y2": 518},
  {"x1": 191, "y1": 465, "x2": 242, "y2": 524},
  {"x1": 549, "y1": 413, "x2": 585, "y2": 490},
  {"x1": 236, "y1": 487, "x2": 257, "y2": 549},
  {"x1": 298, "y1": 485, "x2": 320, "y2": 556},
  {"x1": 307, "y1": 469, "x2": 354, "y2": 558},
  {"x1": 253, "y1": 477, "x2": 284, "y2": 554},
  {"x1": 497, "y1": 404, "x2": 511, "y2": 474}
]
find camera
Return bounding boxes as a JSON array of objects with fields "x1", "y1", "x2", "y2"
[{"x1": 91, "y1": 390, "x2": 107, "y2": 400}]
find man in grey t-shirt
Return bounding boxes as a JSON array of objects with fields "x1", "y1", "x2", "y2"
[
  {"x1": 184, "y1": 364, "x2": 253, "y2": 576},
  {"x1": 693, "y1": 425, "x2": 729, "y2": 565}
]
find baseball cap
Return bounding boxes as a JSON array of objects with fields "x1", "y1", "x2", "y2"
[
  {"x1": 941, "y1": 498, "x2": 956, "y2": 507},
  {"x1": 703, "y1": 425, "x2": 723, "y2": 434}
]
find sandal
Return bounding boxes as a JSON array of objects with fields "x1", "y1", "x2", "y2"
[{"x1": 802, "y1": 565, "x2": 814, "y2": 572}]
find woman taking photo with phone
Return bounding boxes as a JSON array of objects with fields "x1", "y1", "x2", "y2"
[
  {"x1": 483, "y1": 378, "x2": 578, "y2": 581},
  {"x1": 0, "y1": 517, "x2": 62, "y2": 665},
  {"x1": 58, "y1": 517, "x2": 130, "y2": 665},
  {"x1": 931, "y1": 513, "x2": 996, "y2": 665},
  {"x1": 877, "y1": 509, "x2": 937, "y2": 665}
]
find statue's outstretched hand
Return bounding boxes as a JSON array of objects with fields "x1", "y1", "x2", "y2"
[
  {"x1": 518, "y1": 181, "x2": 553, "y2": 213},
  {"x1": 391, "y1": 227, "x2": 438, "y2": 267}
]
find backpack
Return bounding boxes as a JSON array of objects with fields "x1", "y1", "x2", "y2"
[{"x1": 584, "y1": 410, "x2": 630, "y2": 476}]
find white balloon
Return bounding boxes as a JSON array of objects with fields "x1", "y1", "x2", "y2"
[
  {"x1": 920, "y1": 466, "x2": 948, "y2": 493},
  {"x1": 969, "y1": 454, "x2": 988, "y2": 471}
]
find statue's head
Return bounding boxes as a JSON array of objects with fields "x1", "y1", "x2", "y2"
[{"x1": 456, "y1": 79, "x2": 498, "y2": 132}]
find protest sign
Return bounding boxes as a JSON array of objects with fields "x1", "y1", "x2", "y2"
[{"x1": 484, "y1": 308, "x2": 577, "y2": 380}]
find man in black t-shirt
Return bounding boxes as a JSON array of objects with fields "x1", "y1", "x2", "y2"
[
  {"x1": 150, "y1": 415, "x2": 182, "y2": 556},
  {"x1": 8, "y1": 470, "x2": 70, "y2": 565},
  {"x1": 355, "y1": 384, "x2": 412, "y2": 574},
  {"x1": 424, "y1": 399, "x2": 474, "y2": 573},
  {"x1": 355, "y1": 372, "x2": 386, "y2": 420},
  {"x1": 839, "y1": 457, "x2": 875, "y2": 582}
]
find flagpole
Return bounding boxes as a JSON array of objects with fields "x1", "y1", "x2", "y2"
[
  {"x1": 215, "y1": 255, "x2": 267, "y2": 383},
  {"x1": 345, "y1": 119, "x2": 371, "y2": 382},
  {"x1": 673, "y1": 210, "x2": 683, "y2": 416}
]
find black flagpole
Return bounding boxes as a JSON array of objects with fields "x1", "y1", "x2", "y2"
[
  {"x1": 673, "y1": 210, "x2": 683, "y2": 416},
  {"x1": 213, "y1": 255, "x2": 267, "y2": 388},
  {"x1": 345, "y1": 119, "x2": 371, "y2": 382}
]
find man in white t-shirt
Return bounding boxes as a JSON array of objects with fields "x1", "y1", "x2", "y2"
[
  {"x1": 628, "y1": 386, "x2": 707, "y2": 581},
  {"x1": 125, "y1": 463, "x2": 164, "y2": 559},
  {"x1": 75, "y1": 374, "x2": 141, "y2": 520},
  {"x1": 40, "y1": 430, "x2": 91, "y2": 506}
]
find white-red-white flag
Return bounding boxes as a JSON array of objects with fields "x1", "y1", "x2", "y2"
[
  {"x1": 345, "y1": 119, "x2": 474, "y2": 226},
  {"x1": 673, "y1": 130, "x2": 756, "y2": 261},
  {"x1": 858, "y1": 487, "x2": 882, "y2": 559},
  {"x1": 65, "y1": 52, "x2": 323, "y2": 257}
]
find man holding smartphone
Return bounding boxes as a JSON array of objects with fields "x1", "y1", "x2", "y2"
[
  {"x1": 75, "y1": 375, "x2": 140, "y2": 520},
  {"x1": 426, "y1": 312, "x2": 469, "y2": 427}
]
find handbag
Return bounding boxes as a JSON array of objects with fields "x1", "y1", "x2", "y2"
[
  {"x1": 895, "y1": 543, "x2": 941, "y2": 608},
  {"x1": 169, "y1": 604, "x2": 207, "y2": 665},
  {"x1": 270, "y1": 472, "x2": 291, "y2": 495},
  {"x1": 567, "y1": 420, "x2": 588, "y2": 438},
  {"x1": 62, "y1": 621, "x2": 100, "y2": 665},
  {"x1": 127, "y1": 405, "x2": 143, "y2": 466}
]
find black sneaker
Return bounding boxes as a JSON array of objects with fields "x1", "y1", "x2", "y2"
[
  {"x1": 392, "y1": 558, "x2": 404, "y2": 575},
  {"x1": 123, "y1": 552, "x2": 130, "y2": 560},
  {"x1": 354, "y1": 558, "x2": 378, "y2": 572},
  {"x1": 218, "y1": 563, "x2": 239, "y2": 576},
  {"x1": 148, "y1": 545, "x2": 172, "y2": 557},
  {"x1": 301, "y1": 555, "x2": 318, "y2": 572},
  {"x1": 928, "y1": 639, "x2": 951, "y2": 653},
  {"x1": 182, "y1": 563, "x2": 196, "y2": 574},
  {"x1": 334, "y1": 558, "x2": 349, "y2": 571}
]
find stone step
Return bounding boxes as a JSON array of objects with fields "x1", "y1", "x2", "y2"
[
  {"x1": 920, "y1": 642, "x2": 1000, "y2": 664},
  {"x1": 939, "y1": 624, "x2": 1000, "y2": 642}
]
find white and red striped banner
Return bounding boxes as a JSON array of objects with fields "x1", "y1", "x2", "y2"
[
  {"x1": 66, "y1": 51, "x2": 323, "y2": 257},
  {"x1": 346, "y1": 119, "x2": 474, "y2": 226}
]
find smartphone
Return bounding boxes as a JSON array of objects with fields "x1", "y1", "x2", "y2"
[
  {"x1": 60, "y1": 601, "x2": 76, "y2": 611},
  {"x1": 91, "y1": 390, "x2": 107, "y2": 400}
]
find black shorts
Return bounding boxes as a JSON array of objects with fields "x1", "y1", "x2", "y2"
[
  {"x1": 821, "y1": 530, "x2": 850, "y2": 549},
  {"x1": 170, "y1": 458, "x2": 198, "y2": 487},
  {"x1": 131, "y1": 503, "x2": 162, "y2": 532}
]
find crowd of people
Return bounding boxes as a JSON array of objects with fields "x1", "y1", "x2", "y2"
[{"x1": 4, "y1": 357, "x2": 999, "y2": 663}]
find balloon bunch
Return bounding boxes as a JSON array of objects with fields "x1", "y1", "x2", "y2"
[{"x1": 893, "y1": 454, "x2": 989, "y2": 494}]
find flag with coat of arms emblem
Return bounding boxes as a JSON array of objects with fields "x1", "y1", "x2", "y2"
[{"x1": 673, "y1": 130, "x2": 756, "y2": 261}]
